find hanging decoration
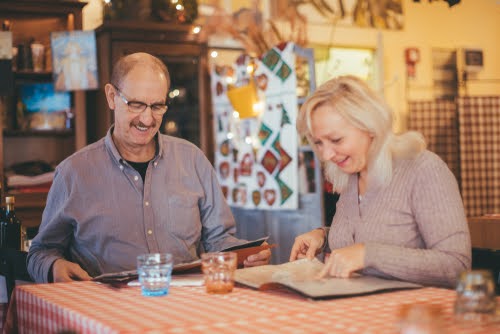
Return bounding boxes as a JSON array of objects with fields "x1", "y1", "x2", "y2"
[{"x1": 211, "y1": 42, "x2": 299, "y2": 210}]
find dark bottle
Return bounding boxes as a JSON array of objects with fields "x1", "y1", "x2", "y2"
[
  {"x1": 0, "y1": 183, "x2": 5, "y2": 220},
  {"x1": 0, "y1": 196, "x2": 22, "y2": 250}
]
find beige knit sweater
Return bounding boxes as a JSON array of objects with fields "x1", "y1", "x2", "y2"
[{"x1": 328, "y1": 150, "x2": 471, "y2": 288}]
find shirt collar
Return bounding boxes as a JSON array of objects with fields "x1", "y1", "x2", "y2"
[{"x1": 104, "y1": 125, "x2": 163, "y2": 165}]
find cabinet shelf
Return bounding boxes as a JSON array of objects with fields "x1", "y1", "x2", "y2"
[
  {"x1": 3, "y1": 129, "x2": 74, "y2": 137},
  {"x1": 14, "y1": 71, "x2": 53, "y2": 82},
  {"x1": 4, "y1": 191, "x2": 48, "y2": 209}
]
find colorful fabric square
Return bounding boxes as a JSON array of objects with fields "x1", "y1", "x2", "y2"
[
  {"x1": 271, "y1": 135, "x2": 281, "y2": 153},
  {"x1": 281, "y1": 107, "x2": 291, "y2": 127},
  {"x1": 261, "y1": 48, "x2": 281, "y2": 72},
  {"x1": 276, "y1": 62, "x2": 292, "y2": 82},
  {"x1": 258, "y1": 122, "x2": 273, "y2": 146},
  {"x1": 278, "y1": 146, "x2": 292, "y2": 173},
  {"x1": 261, "y1": 150, "x2": 279, "y2": 175},
  {"x1": 276, "y1": 177, "x2": 293, "y2": 205}
]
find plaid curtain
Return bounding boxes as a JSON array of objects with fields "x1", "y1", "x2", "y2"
[
  {"x1": 458, "y1": 96, "x2": 500, "y2": 217},
  {"x1": 408, "y1": 100, "x2": 460, "y2": 183}
]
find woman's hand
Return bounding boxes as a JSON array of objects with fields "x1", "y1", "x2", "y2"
[
  {"x1": 289, "y1": 228, "x2": 326, "y2": 261},
  {"x1": 317, "y1": 243, "x2": 366, "y2": 278}
]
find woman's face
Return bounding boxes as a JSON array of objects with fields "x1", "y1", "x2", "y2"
[{"x1": 310, "y1": 104, "x2": 373, "y2": 176}]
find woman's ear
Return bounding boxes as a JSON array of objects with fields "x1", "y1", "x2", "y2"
[{"x1": 104, "y1": 83, "x2": 116, "y2": 110}]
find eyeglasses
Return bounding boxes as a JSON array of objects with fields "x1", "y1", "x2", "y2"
[{"x1": 112, "y1": 84, "x2": 169, "y2": 116}]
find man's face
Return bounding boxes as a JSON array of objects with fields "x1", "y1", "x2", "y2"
[{"x1": 106, "y1": 66, "x2": 169, "y2": 151}]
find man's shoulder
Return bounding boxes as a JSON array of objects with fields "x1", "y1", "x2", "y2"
[
  {"x1": 159, "y1": 134, "x2": 204, "y2": 156},
  {"x1": 57, "y1": 138, "x2": 107, "y2": 170}
]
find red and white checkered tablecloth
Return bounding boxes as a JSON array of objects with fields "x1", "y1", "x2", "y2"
[{"x1": 3, "y1": 281, "x2": 499, "y2": 334}]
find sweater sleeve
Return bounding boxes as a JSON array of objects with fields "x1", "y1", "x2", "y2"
[{"x1": 364, "y1": 154, "x2": 471, "y2": 288}]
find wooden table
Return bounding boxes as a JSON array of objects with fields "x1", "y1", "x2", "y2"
[{"x1": 3, "y1": 281, "x2": 499, "y2": 334}]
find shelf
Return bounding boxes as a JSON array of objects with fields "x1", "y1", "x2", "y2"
[
  {"x1": 14, "y1": 70, "x2": 53, "y2": 82},
  {"x1": 5, "y1": 191, "x2": 48, "y2": 209},
  {"x1": 3, "y1": 128, "x2": 74, "y2": 137}
]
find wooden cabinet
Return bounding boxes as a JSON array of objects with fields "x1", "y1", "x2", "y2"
[
  {"x1": 90, "y1": 21, "x2": 212, "y2": 159},
  {"x1": 0, "y1": 0, "x2": 87, "y2": 227}
]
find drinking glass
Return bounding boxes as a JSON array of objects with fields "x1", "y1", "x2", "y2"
[
  {"x1": 201, "y1": 252, "x2": 237, "y2": 294},
  {"x1": 454, "y1": 269, "x2": 498, "y2": 322},
  {"x1": 137, "y1": 253, "x2": 173, "y2": 297}
]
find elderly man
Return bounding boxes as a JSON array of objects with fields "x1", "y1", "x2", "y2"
[{"x1": 28, "y1": 52, "x2": 271, "y2": 283}]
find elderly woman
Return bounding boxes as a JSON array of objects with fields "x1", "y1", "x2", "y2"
[{"x1": 290, "y1": 75, "x2": 470, "y2": 288}]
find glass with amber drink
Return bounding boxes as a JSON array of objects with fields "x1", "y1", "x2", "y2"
[{"x1": 201, "y1": 252, "x2": 237, "y2": 294}]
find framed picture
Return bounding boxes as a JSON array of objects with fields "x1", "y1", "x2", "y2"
[
  {"x1": 18, "y1": 82, "x2": 71, "y2": 130},
  {"x1": 51, "y1": 30, "x2": 98, "y2": 91},
  {"x1": 270, "y1": 0, "x2": 404, "y2": 30}
]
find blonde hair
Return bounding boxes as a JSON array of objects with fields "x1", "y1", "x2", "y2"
[{"x1": 297, "y1": 75, "x2": 426, "y2": 193}]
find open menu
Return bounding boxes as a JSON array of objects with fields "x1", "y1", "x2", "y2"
[
  {"x1": 92, "y1": 237, "x2": 273, "y2": 284},
  {"x1": 234, "y1": 258, "x2": 423, "y2": 299}
]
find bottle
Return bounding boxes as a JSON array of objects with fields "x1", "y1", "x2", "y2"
[
  {"x1": 0, "y1": 196, "x2": 22, "y2": 250},
  {"x1": 0, "y1": 182, "x2": 5, "y2": 219}
]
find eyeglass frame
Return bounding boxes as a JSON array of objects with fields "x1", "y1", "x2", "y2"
[{"x1": 111, "y1": 84, "x2": 169, "y2": 116}]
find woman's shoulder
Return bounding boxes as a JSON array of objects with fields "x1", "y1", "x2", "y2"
[
  {"x1": 397, "y1": 149, "x2": 447, "y2": 172},
  {"x1": 394, "y1": 150, "x2": 456, "y2": 190}
]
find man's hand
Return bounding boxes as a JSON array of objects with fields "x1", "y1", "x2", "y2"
[
  {"x1": 52, "y1": 259, "x2": 92, "y2": 282},
  {"x1": 289, "y1": 228, "x2": 326, "y2": 261},
  {"x1": 243, "y1": 243, "x2": 272, "y2": 267},
  {"x1": 317, "y1": 243, "x2": 366, "y2": 279}
]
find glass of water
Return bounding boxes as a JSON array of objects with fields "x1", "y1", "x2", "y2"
[
  {"x1": 454, "y1": 269, "x2": 498, "y2": 323},
  {"x1": 137, "y1": 253, "x2": 173, "y2": 297}
]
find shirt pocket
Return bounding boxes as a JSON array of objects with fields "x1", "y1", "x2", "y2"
[{"x1": 167, "y1": 196, "x2": 201, "y2": 241}]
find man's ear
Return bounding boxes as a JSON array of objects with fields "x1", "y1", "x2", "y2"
[{"x1": 104, "y1": 83, "x2": 116, "y2": 110}]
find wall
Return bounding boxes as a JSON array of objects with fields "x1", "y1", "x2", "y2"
[
  {"x1": 302, "y1": 0, "x2": 500, "y2": 130},
  {"x1": 81, "y1": 0, "x2": 500, "y2": 130}
]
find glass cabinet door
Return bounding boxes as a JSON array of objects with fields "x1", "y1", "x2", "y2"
[{"x1": 158, "y1": 55, "x2": 201, "y2": 148}]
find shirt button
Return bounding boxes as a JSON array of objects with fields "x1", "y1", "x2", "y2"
[
  {"x1": 119, "y1": 165, "x2": 124, "y2": 170},
  {"x1": 134, "y1": 175, "x2": 139, "y2": 181},
  {"x1": 145, "y1": 201, "x2": 150, "y2": 206},
  {"x1": 147, "y1": 230, "x2": 153, "y2": 235},
  {"x1": 154, "y1": 162, "x2": 158, "y2": 167}
]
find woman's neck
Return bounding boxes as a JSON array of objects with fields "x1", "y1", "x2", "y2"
[{"x1": 358, "y1": 172, "x2": 368, "y2": 196}]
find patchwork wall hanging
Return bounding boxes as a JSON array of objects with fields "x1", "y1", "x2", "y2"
[{"x1": 211, "y1": 42, "x2": 298, "y2": 210}]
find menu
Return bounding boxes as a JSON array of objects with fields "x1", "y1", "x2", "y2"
[
  {"x1": 92, "y1": 236, "x2": 273, "y2": 284},
  {"x1": 234, "y1": 258, "x2": 423, "y2": 299}
]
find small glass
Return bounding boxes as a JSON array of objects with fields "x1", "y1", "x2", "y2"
[
  {"x1": 201, "y1": 252, "x2": 237, "y2": 294},
  {"x1": 454, "y1": 270, "x2": 498, "y2": 323},
  {"x1": 137, "y1": 253, "x2": 173, "y2": 297}
]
